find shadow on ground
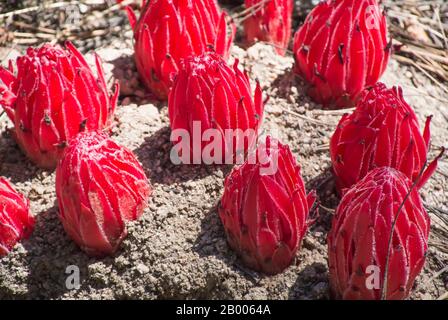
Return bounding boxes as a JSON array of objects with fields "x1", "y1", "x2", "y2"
[
  {"x1": 0, "y1": 131, "x2": 41, "y2": 183},
  {"x1": 193, "y1": 202, "x2": 263, "y2": 287},
  {"x1": 288, "y1": 262, "x2": 329, "y2": 300},
  {"x1": 306, "y1": 166, "x2": 339, "y2": 232},
  {"x1": 134, "y1": 126, "x2": 234, "y2": 185},
  {"x1": 17, "y1": 202, "x2": 117, "y2": 299}
]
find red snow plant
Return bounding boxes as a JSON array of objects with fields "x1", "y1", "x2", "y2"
[
  {"x1": 0, "y1": 177, "x2": 34, "y2": 256},
  {"x1": 330, "y1": 83, "x2": 441, "y2": 194},
  {"x1": 127, "y1": 0, "x2": 235, "y2": 100},
  {"x1": 328, "y1": 167, "x2": 430, "y2": 300},
  {"x1": 56, "y1": 131, "x2": 152, "y2": 256},
  {"x1": 219, "y1": 137, "x2": 316, "y2": 275},
  {"x1": 293, "y1": 0, "x2": 390, "y2": 108},
  {"x1": 0, "y1": 42, "x2": 118, "y2": 169},
  {"x1": 244, "y1": 0, "x2": 293, "y2": 56}
]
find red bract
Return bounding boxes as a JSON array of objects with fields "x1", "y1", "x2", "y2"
[
  {"x1": 330, "y1": 82, "x2": 441, "y2": 193},
  {"x1": 219, "y1": 137, "x2": 316, "y2": 275},
  {"x1": 243, "y1": 0, "x2": 293, "y2": 56},
  {"x1": 168, "y1": 52, "x2": 263, "y2": 164},
  {"x1": 0, "y1": 43, "x2": 119, "y2": 169},
  {"x1": 56, "y1": 131, "x2": 152, "y2": 256},
  {"x1": 293, "y1": 0, "x2": 390, "y2": 108},
  {"x1": 127, "y1": 0, "x2": 235, "y2": 100},
  {"x1": 328, "y1": 167, "x2": 430, "y2": 300},
  {"x1": 0, "y1": 177, "x2": 34, "y2": 256}
]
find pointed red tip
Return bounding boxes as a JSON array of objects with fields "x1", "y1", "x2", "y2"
[{"x1": 126, "y1": 6, "x2": 137, "y2": 30}]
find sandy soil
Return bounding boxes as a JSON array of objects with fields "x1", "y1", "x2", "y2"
[{"x1": 0, "y1": 40, "x2": 447, "y2": 299}]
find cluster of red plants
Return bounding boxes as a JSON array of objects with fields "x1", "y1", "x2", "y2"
[
  {"x1": 0, "y1": 43, "x2": 119, "y2": 169},
  {"x1": 0, "y1": 42, "x2": 151, "y2": 256},
  {"x1": 292, "y1": 0, "x2": 443, "y2": 300},
  {"x1": 293, "y1": 0, "x2": 391, "y2": 108},
  {"x1": 327, "y1": 82, "x2": 444, "y2": 299},
  {"x1": 0, "y1": 0, "x2": 444, "y2": 301},
  {"x1": 127, "y1": 0, "x2": 235, "y2": 100}
]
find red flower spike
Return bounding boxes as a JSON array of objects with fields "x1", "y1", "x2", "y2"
[
  {"x1": 127, "y1": 0, "x2": 236, "y2": 100},
  {"x1": 0, "y1": 43, "x2": 119, "y2": 169},
  {"x1": 56, "y1": 131, "x2": 152, "y2": 257},
  {"x1": 168, "y1": 52, "x2": 264, "y2": 164},
  {"x1": 219, "y1": 136, "x2": 316, "y2": 275},
  {"x1": 328, "y1": 167, "x2": 429, "y2": 300},
  {"x1": 0, "y1": 177, "x2": 34, "y2": 257},
  {"x1": 293, "y1": 0, "x2": 390, "y2": 108},
  {"x1": 330, "y1": 83, "x2": 441, "y2": 194},
  {"x1": 243, "y1": 0, "x2": 293, "y2": 56}
]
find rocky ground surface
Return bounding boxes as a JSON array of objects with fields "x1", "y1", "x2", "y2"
[
  {"x1": 0, "y1": 0, "x2": 448, "y2": 299},
  {"x1": 0, "y1": 38, "x2": 447, "y2": 299}
]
